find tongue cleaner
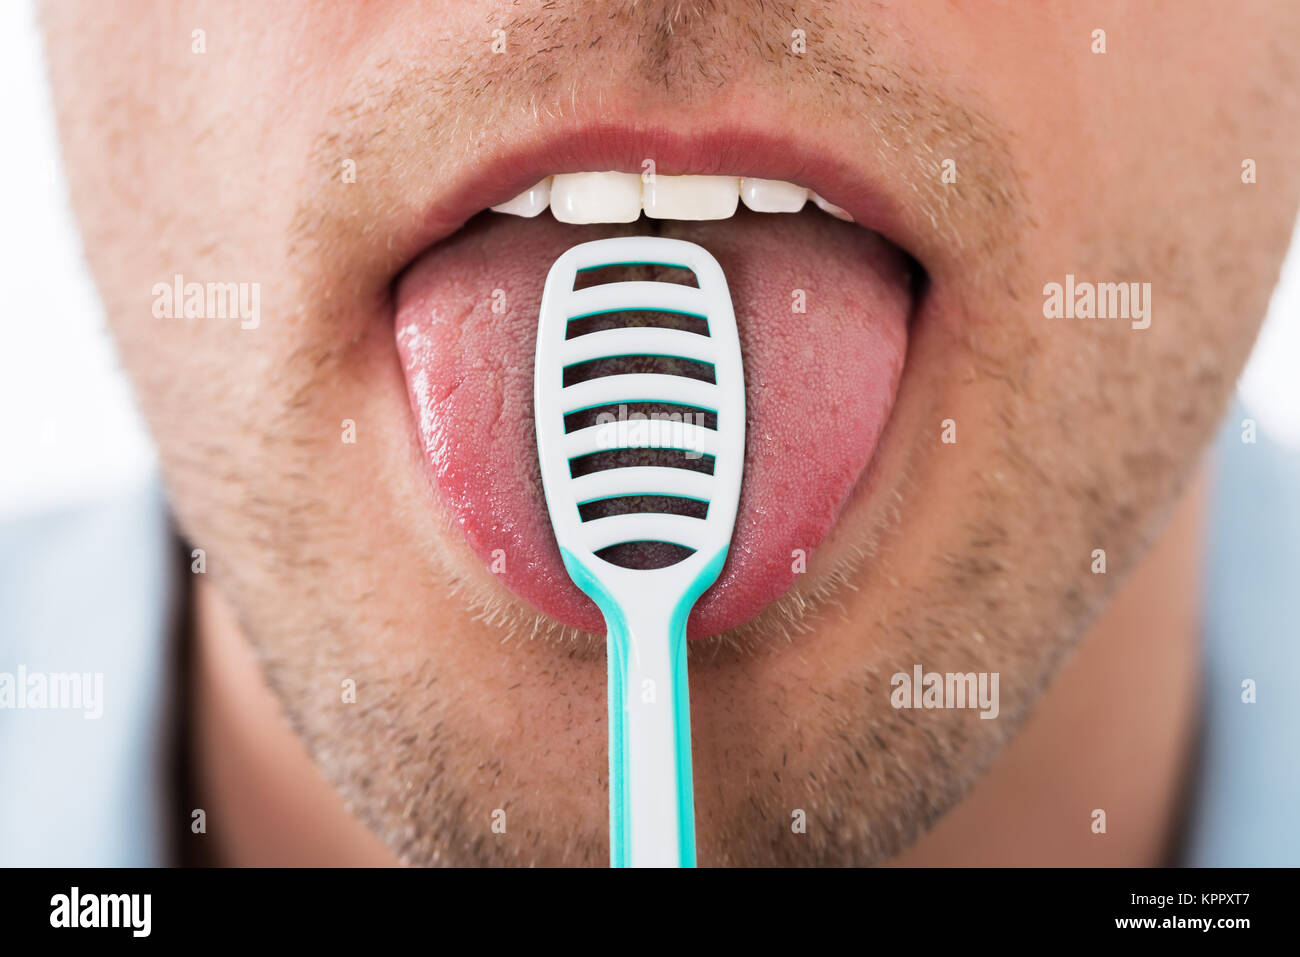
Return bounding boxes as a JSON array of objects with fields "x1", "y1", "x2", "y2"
[{"x1": 534, "y1": 237, "x2": 746, "y2": 867}]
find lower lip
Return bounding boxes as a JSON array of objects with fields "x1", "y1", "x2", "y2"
[{"x1": 394, "y1": 207, "x2": 912, "y2": 638}]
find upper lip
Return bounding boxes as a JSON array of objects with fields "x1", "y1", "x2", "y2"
[{"x1": 383, "y1": 120, "x2": 928, "y2": 288}]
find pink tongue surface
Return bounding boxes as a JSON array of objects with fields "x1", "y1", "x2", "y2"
[{"x1": 394, "y1": 208, "x2": 911, "y2": 638}]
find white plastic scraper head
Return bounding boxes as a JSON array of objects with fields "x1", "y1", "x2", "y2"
[{"x1": 534, "y1": 237, "x2": 746, "y2": 867}]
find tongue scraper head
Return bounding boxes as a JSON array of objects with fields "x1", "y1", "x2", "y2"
[{"x1": 533, "y1": 236, "x2": 746, "y2": 867}]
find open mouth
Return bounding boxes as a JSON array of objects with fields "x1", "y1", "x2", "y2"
[{"x1": 391, "y1": 132, "x2": 922, "y2": 640}]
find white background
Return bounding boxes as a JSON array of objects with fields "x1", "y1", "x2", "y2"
[{"x1": 1, "y1": 0, "x2": 1296, "y2": 521}]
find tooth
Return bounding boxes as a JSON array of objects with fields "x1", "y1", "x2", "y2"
[
  {"x1": 739, "y1": 178, "x2": 808, "y2": 213},
  {"x1": 810, "y1": 192, "x2": 853, "y2": 222},
  {"x1": 550, "y1": 172, "x2": 642, "y2": 224},
  {"x1": 490, "y1": 177, "x2": 552, "y2": 217},
  {"x1": 643, "y1": 175, "x2": 739, "y2": 220}
]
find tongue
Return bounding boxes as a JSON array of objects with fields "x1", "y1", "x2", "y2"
[{"x1": 394, "y1": 207, "x2": 911, "y2": 639}]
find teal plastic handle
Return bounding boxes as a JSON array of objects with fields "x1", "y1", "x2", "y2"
[
  {"x1": 561, "y1": 547, "x2": 728, "y2": 867},
  {"x1": 605, "y1": 599, "x2": 696, "y2": 867}
]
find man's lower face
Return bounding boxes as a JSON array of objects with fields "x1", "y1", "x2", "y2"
[{"x1": 42, "y1": 0, "x2": 1300, "y2": 864}]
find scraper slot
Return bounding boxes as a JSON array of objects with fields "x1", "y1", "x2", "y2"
[{"x1": 572, "y1": 261, "x2": 699, "y2": 290}]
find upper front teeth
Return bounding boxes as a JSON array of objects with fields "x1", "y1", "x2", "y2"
[
  {"x1": 644, "y1": 174, "x2": 739, "y2": 220},
  {"x1": 809, "y1": 191, "x2": 852, "y2": 222},
  {"x1": 551, "y1": 172, "x2": 641, "y2": 224},
  {"x1": 489, "y1": 178, "x2": 551, "y2": 218},
  {"x1": 490, "y1": 173, "x2": 853, "y2": 223},
  {"x1": 740, "y1": 177, "x2": 808, "y2": 213}
]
